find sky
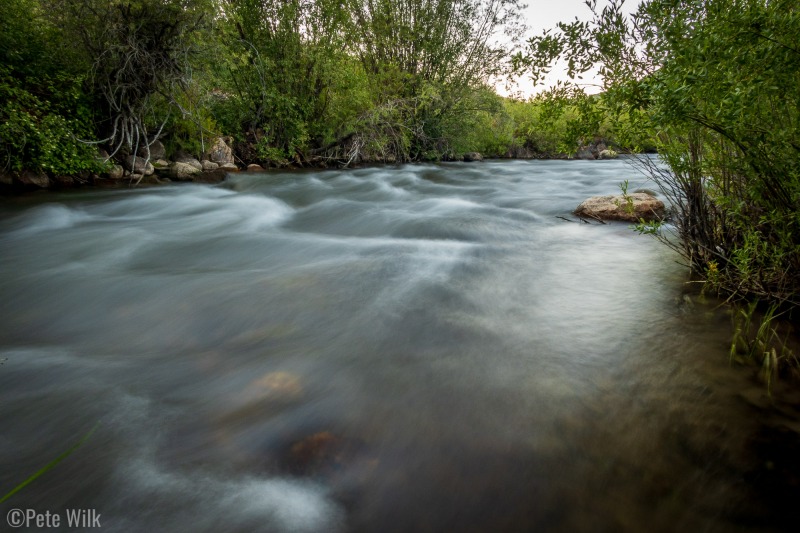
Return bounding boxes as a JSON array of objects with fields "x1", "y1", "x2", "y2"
[{"x1": 499, "y1": 0, "x2": 641, "y2": 98}]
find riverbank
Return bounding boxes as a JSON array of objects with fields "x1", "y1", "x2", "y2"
[{"x1": 0, "y1": 137, "x2": 629, "y2": 194}]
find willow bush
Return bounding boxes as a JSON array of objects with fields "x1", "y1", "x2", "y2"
[{"x1": 519, "y1": 0, "x2": 800, "y2": 309}]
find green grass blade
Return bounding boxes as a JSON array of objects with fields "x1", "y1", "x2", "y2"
[{"x1": 0, "y1": 422, "x2": 99, "y2": 504}]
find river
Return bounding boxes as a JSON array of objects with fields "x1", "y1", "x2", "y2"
[{"x1": 1, "y1": 159, "x2": 798, "y2": 532}]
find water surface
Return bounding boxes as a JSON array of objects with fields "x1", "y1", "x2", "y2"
[{"x1": 1, "y1": 159, "x2": 797, "y2": 532}]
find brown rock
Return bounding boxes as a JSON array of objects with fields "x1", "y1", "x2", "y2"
[
  {"x1": 14, "y1": 170, "x2": 50, "y2": 188},
  {"x1": 206, "y1": 137, "x2": 234, "y2": 165},
  {"x1": 194, "y1": 169, "x2": 228, "y2": 183},
  {"x1": 246, "y1": 163, "x2": 265, "y2": 172},
  {"x1": 1, "y1": 170, "x2": 14, "y2": 186},
  {"x1": 574, "y1": 192, "x2": 665, "y2": 222},
  {"x1": 170, "y1": 161, "x2": 201, "y2": 181},
  {"x1": 51, "y1": 174, "x2": 76, "y2": 187}
]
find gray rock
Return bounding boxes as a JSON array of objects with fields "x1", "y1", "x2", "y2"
[
  {"x1": 201, "y1": 160, "x2": 219, "y2": 171},
  {"x1": 574, "y1": 193, "x2": 665, "y2": 222},
  {"x1": 219, "y1": 162, "x2": 239, "y2": 171},
  {"x1": 598, "y1": 149, "x2": 619, "y2": 160},
  {"x1": 575, "y1": 147, "x2": 595, "y2": 160},
  {"x1": 463, "y1": 152, "x2": 483, "y2": 162},
  {"x1": 195, "y1": 169, "x2": 228, "y2": 183},
  {"x1": 175, "y1": 158, "x2": 202, "y2": 171},
  {"x1": 52, "y1": 174, "x2": 76, "y2": 186},
  {"x1": 137, "y1": 140, "x2": 166, "y2": 160},
  {"x1": 206, "y1": 137, "x2": 234, "y2": 165},
  {"x1": 106, "y1": 164, "x2": 125, "y2": 180},
  {"x1": 124, "y1": 155, "x2": 155, "y2": 176},
  {"x1": 170, "y1": 161, "x2": 202, "y2": 180}
]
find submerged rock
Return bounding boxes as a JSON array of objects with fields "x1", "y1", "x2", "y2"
[{"x1": 575, "y1": 192, "x2": 665, "y2": 222}]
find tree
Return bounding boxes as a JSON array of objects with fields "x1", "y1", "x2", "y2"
[
  {"x1": 343, "y1": 0, "x2": 525, "y2": 160},
  {"x1": 213, "y1": 0, "x2": 350, "y2": 162},
  {"x1": 518, "y1": 0, "x2": 800, "y2": 308},
  {"x1": 48, "y1": 0, "x2": 208, "y2": 161}
]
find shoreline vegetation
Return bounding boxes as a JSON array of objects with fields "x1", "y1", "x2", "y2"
[
  {"x1": 0, "y1": 139, "x2": 633, "y2": 193},
  {"x1": 1, "y1": 0, "x2": 798, "y2": 381},
  {"x1": 0, "y1": 0, "x2": 654, "y2": 193}
]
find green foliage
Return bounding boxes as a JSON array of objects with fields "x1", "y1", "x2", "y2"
[
  {"x1": 0, "y1": 0, "x2": 101, "y2": 175},
  {"x1": 46, "y1": 0, "x2": 209, "y2": 159},
  {"x1": 730, "y1": 301, "x2": 798, "y2": 391},
  {"x1": 520, "y1": 0, "x2": 800, "y2": 310},
  {"x1": 213, "y1": 0, "x2": 348, "y2": 160},
  {"x1": 342, "y1": 0, "x2": 525, "y2": 161}
]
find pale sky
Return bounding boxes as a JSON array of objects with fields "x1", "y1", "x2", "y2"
[{"x1": 499, "y1": 0, "x2": 641, "y2": 98}]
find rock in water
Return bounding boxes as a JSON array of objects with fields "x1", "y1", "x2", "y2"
[{"x1": 575, "y1": 192, "x2": 665, "y2": 222}]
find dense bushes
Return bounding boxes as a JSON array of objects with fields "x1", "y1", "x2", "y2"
[
  {"x1": 519, "y1": 0, "x2": 800, "y2": 309},
  {"x1": 1, "y1": 0, "x2": 648, "y2": 177},
  {"x1": 0, "y1": 0, "x2": 101, "y2": 175}
]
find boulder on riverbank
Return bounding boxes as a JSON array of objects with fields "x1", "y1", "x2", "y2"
[
  {"x1": 206, "y1": 137, "x2": 234, "y2": 165},
  {"x1": 170, "y1": 161, "x2": 202, "y2": 181},
  {"x1": 13, "y1": 170, "x2": 51, "y2": 188},
  {"x1": 124, "y1": 155, "x2": 155, "y2": 176},
  {"x1": 463, "y1": 152, "x2": 483, "y2": 162},
  {"x1": 575, "y1": 192, "x2": 665, "y2": 222},
  {"x1": 136, "y1": 140, "x2": 166, "y2": 161}
]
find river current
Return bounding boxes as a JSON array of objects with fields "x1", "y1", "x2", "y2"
[{"x1": 1, "y1": 159, "x2": 798, "y2": 532}]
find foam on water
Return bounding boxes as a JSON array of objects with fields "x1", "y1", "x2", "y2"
[{"x1": 1, "y1": 157, "x2": 794, "y2": 532}]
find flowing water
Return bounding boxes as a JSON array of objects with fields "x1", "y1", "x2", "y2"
[{"x1": 1, "y1": 159, "x2": 798, "y2": 532}]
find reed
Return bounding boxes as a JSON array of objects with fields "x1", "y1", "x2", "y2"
[{"x1": 0, "y1": 423, "x2": 98, "y2": 504}]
